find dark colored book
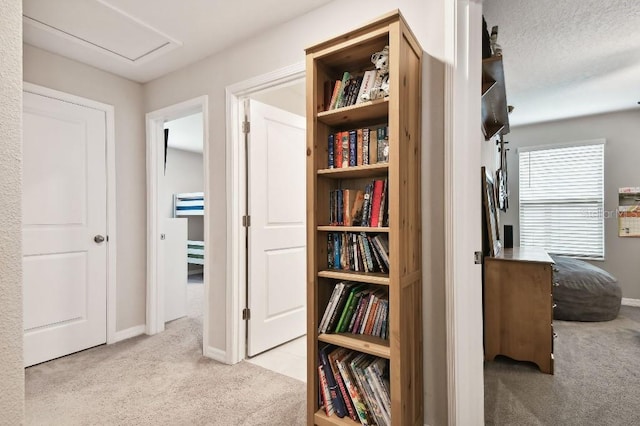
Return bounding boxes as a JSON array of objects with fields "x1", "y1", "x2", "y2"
[
  {"x1": 337, "y1": 190, "x2": 343, "y2": 226},
  {"x1": 361, "y1": 183, "x2": 373, "y2": 227},
  {"x1": 327, "y1": 233, "x2": 334, "y2": 269},
  {"x1": 333, "y1": 232, "x2": 341, "y2": 269},
  {"x1": 346, "y1": 291, "x2": 366, "y2": 333},
  {"x1": 377, "y1": 126, "x2": 389, "y2": 163},
  {"x1": 378, "y1": 179, "x2": 388, "y2": 227},
  {"x1": 348, "y1": 130, "x2": 357, "y2": 167},
  {"x1": 367, "y1": 235, "x2": 387, "y2": 273},
  {"x1": 319, "y1": 344, "x2": 347, "y2": 418},
  {"x1": 318, "y1": 365, "x2": 334, "y2": 415},
  {"x1": 360, "y1": 233, "x2": 374, "y2": 272},
  {"x1": 341, "y1": 131, "x2": 350, "y2": 168},
  {"x1": 352, "y1": 293, "x2": 371, "y2": 333},
  {"x1": 337, "y1": 286, "x2": 366, "y2": 333},
  {"x1": 350, "y1": 190, "x2": 365, "y2": 226},
  {"x1": 328, "y1": 348, "x2": 359, "y2": 422},
  {"x1": 340, "y1": 233, "x2": 349, "y2": 270},
  {"x1": 328, "y1": 133, "x2": 335, "y2": 169}
]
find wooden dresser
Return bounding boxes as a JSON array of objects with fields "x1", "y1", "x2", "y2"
[{"x1": 484, "y1": 247, "x2": 555, "y2": 374}]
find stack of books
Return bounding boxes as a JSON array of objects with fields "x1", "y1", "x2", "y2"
[
  {"x1": 328, "y1": 126, "x2": 389, "y2": 169},
  {"x1": 329, "y1": 179, "x2": 388, "y2": 227},
  {"x1": 327, "y1": 233, "x2": 389, "y2": 274},
  {"x1": 318, "y1": 344, "x2": 391, "y2": 425},
  {"x1": 318, "y1": 282, "x2": 389, "y2": 339}
]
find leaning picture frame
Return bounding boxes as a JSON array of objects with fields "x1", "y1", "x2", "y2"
[{"x1": 482, "y1": 166, "x2": 501, "y2": 256}]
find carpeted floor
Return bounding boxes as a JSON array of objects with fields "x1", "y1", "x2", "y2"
[
  {"x1": 25, "y1": 283, "x2": 306, "y2": 425},
  {"x1": 485, "y1": 305, "x2": 640, "y2": 425}
]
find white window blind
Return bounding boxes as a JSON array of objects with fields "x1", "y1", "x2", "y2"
[{"x1": 519, "y1": 141, "x2": 604, "y2": 259}]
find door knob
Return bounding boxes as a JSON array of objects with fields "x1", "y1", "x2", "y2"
[{"x1": 94, "y1": 235, "x2": 105, "y2": 243}]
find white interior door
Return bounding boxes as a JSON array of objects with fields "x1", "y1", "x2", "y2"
[
  {"x1": 164, "y1": 218, "x2": 188, "y2": 322},
  {"x1": 23, "y1": 91, "x2": 107, "y2": 367},
  {"x1": 247, "y1": 99, "x2": 306, "y2": 356}
]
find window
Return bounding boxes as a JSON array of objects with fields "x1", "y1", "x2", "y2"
[{"x1": 519, "y1": 140, "x2": 605, "y2": 259}]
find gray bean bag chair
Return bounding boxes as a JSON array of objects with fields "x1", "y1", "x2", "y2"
[{"x1": 551, "y1": 255, "x2": 621, "y2": 321}]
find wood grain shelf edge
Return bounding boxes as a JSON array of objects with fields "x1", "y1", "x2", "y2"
[{"x1": 318, "y1": 333, "x2": 390, "y2": 359}]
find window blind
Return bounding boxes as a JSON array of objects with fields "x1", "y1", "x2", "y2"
[{"x1": 519, "y1": 141, "x2": 604, "y2": 259}]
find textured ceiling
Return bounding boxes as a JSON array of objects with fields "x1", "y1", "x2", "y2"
[
  {"x1": 483, "y1": 0, "x2": 640, "y2": 126},
  {"x1": 23, "y1": 0, "x2": 333, "y2": 83}
]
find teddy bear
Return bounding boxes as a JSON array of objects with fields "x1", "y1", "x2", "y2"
[{"x1": 362, "y1": 45, "x2": 390, "y2": 101}]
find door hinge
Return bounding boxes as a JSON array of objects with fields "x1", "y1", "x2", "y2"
[
  {"x1": 242, "y1": 120, "x2": 250, "y2": 134},
  {"x1": 106, "y1": 235, "x2": 109, "y2": 242},
  {"x1": 474, "y1": 251, "x2": 483, "y2": 264},
  {"x1": 242, "y1": 308, "x2": 251, "y2": 320},
  {"x1": 242, "y1": 215, "x2": 251, "y2": 227}
]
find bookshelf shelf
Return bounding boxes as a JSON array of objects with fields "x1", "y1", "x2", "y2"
[
  {"x1": 317, "y1": 226, "x2": 390, "y2": 233},
  {"x1": 317, "y1": 270, "x2": 390, "y2": 286},
  {"x1": 307, "y1": 10, "x2": 423, "y2": 425},
  {"x1": 317, "y1": 163, "x2": 388, "y2": 179},
  {"x1": 314, "y1": 409, "x2": 362, "y2": 426},
  {"x1": 318, "y1": 333, "x2": 390, "y2": 359},
  {"x1": 317, "y1": 98, "x2": 389, "y2": 127}
]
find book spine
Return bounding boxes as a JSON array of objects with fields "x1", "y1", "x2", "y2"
[
  {"x1": 377, "y1": 126, "x2": 389, "y2": 163},
  {"x1": 357, "y1": 234, "x2": 369, "y2": 273},
  {"x1": 328, "y1": 80, "x2": 342, "y2": 110},
  {"x1": 319, "y1": 283, "x2": 341, "y2": 333},
  {"x1": 346, "y1": 293, "x2": 364, "y2": 333},
  {"x1": 348, "y1": 130, "x2": 357, "y2": 167},
  {"x1": 328, "y1": 284, "x2": 351, "y2": 333},
  {"x1": 335, "y1": 72, "x2": 351, "y2": 109},
  {"x1": 320, "y1": 349, "x2": 348, "y2": 418},
  {"x1": 334, "y1": 132, "x2": 342, "y2": 168},
  {"x1": 360, "y1": 294, "x2": 377, "y2": 334},
  {"x1": 361, "y1": 183, "x2": 372, "y2": 227},
  {"x1": 335, "y1": 354, "x2": 371, "y2": 424},
  {"x1": 352, "y1": 294, "x2": 370, "y2": 333},
  {"x1": 340, "y1": 233, "x2": 349, "y2": 270},
  {"x1": 328, "y1": 350, "x2": 359, "y2": 421},
  {"x1": 361, "y1": 233, "x2": 374, "y2": 272},
  {"x1": 369, "y1": 128, "x2": 378, "y2": 164},
  {"x1": 318, "y1": 365, "x2": 335, "y2": 416},
  {"x1": 369, "y1": 180, "x2": 384, "y2": 229},
  {"x1": 335, "y1": 287, "x2": 355, "y2": 333},
  {"x1": 356, "y1": 128, "x2": 363, "y2": 166},
  {"x1": 337, "y1": 190, "x2": 343, "y2": 226},
  {"x1": 366, "y1": 235, "x2": 385, "y2": 273},
  {"x1": 377, "y1": 179, "x2": 388, "y2": 227},
  {"x1": 362, "y1": 128, "x2": 370, "y2": 165},
  {"x1": 333, "y1": 233, "x2": 341, "y2": 270},
  {"x1": 343, "y1": 189, "x2": 351, "y2": 227},
  {"x1": 328, "y1": 133, "x2": 334, "y2": 169},
  {"x1": 338, "y1": 290, "x2": 360, "y2": 333},
  {"x1": 341, "y1": 131, "x2": 349, "y2": 168},
  {"x1": 327, "y1": 233, "x2": 334, "y2": 269}
]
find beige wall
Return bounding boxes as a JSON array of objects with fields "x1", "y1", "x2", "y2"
[
  {"x1": 143, "y1": 1, "x2": 447, "y2": 423},
  {"x1": 500, "y1": 109, "x2": 640, "y2": 299},
  {"x1": 0, "y1": 0, "x2": 24, "y2": 421},
  {"x1": 23, "y1": 45, "x2": 147, "y2": 331}
]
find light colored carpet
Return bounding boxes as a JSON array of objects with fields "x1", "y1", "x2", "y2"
[
  {"x1": 25, "y1": 283, "x2": 306, "y2": 425},
  {"x1": 485, "y1": 305, "x2": 640, "y2": 425}
]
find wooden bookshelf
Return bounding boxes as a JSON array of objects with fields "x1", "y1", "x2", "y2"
[
  {"x1": 306, "y1": 10, "x2": 423, "y2": 426},
  {"x1": 481, "y1": 55, "x2": 510, "y2": 140}
]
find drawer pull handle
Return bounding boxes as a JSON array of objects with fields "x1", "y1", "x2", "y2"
[
  {"x1": 553, "y1": 282, "x2": 560, "y2": 287},
  {"x1": 553, "y1": 303, "x2": 557, "y2": 309}
]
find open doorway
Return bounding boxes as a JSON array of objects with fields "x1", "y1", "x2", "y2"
[
  {"x1": 163, "y1": 112, "x2": 205, "y2": 321},
  {"x1": 228, "y1": 76, "x2": 307, "y2": 381},
  {"x1": 145, "y1": 96, "x2": 210, "y2": 356}
]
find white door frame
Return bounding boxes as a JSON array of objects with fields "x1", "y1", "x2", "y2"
[
  {"x1": 145, "y1": 96, "x2": 209, "y2": 346},
  {"x1": 23, "y1": 82, "x2": 118, "y2": 345},
  {"x1": 445, "y1": 0, "x2": 485, "y2": 424},
  {"x1": 225, "y1": 63, "x2": 305, "y2": 364}
]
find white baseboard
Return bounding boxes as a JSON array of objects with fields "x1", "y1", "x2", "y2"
[
  {"x1": 204, "y1": 345, "x2": 227, "y2": 363},
  {"x1": 113, "y1": 325, "x2": 146, "y2": 343},
  {"x1": 622, "y1": 298, "x2": 640, "y2": 307}
]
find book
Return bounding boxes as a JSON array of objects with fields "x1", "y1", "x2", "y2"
[
  {"x1": 361, "y1": 183, "x2": 373, "y2": 227},
  {"x1": 323, "y1": 80, "x2": 334, "y2": 112},
  {"x1": 337, "y1": 190, "x2": 343, "y2": 225},
  {"x1": 327, "y1": 233, "x2": 334, "y2": 269},
  {"x1": 348, "y1": 130, "x2": 357, "y2": 167},
  {"x1": 359, "y1": 291, "x2": 378, "y2": 334},
  {"x1": 369, "y1": 179, "x2": 385, "y2": 228},
  {"x1": 334, "y1": 284, "x2": 364, "y2": 333},
  {"x1": 340, "y1": 233, "x2": 349, "y2": 270},
  {"x1": 319, "y1": 344, "x2": 348, "y2": 418},
  {"x1": 360, "y1": 232, "x2": 374, "y2": 272},
  {"x1": 335, "y1": 132, "x2": 343, "y2": 168},
  {"x1": 350, "y1": 190, "x2": 365, "y2": 226},
  {"x1": 342, "y1": 190, "x2": 351, "y2": 227},
  {"x1": 328, "y1": 133, "x2": 335, "y2": 169},
  {"x1": 377, "y1": 126, "x2": 389, "y2": 163},
  {"x1": 318, "y1": 365, "x2": 335, "y2": 416},
  {"x1": 369, "y1": 128, "x2": 378, "y2": 164},
  {"x1": 347, "y1": 291, "x2": 366, "y2": 333},
  {"x1": 349, "y1": 354, "x2": 384, "y2": 425},
  {"x1": 362, "y1": 128, "x2": 370, "y2": 165},
  {"x1": 341, "y1": 131, "x2": 350, "y2": 168},
  {"x1": 334, "y1": 72, "x2": 351, "y2": 109},
  {"x1": 328, "y1": 80, "x2": 342, "y2": 110},
  {"x1": 364, "y1": 360, "x2": 391, "y2": 425},
  {"x1": 338, "y1": 76, "x2": 357, "y2": 109},
  {"x1": 372, "y1": 234, "x2": 390, "y2": 270},
  {"x1": 333, "y1": 233, "x2": 341, "y2": 269},
  {"x1": 334, "y1": 350, "x2": 372, "y2": 424},
  {"x1": 319, "y1": 282, "x2": 344, "y2": 333},
  {"x1": 338, "y1": 287, "x2": 366, "y2": 333},
  {"x1": 377, "y1": 179, "x2": 388, "y2": 227},
  {"x1": 328, "y1": 348, "x2": 359, "y2": 422},
  {"x1": 356, "y1": 128, "x2": 363, "y2": 166},
  {"x1": 366, "y1": 234, "x2": 386, "y2": 274},
  {"x1": 356, "y1": 70, "x2": 378, "y2": 104},
  {"x1": 352, "y1": 293, "x2": 371, "y2": 333}
]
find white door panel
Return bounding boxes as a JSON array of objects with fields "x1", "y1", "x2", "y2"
[
  {"x1": 248, "y1": 100, "x2": 306, "y2": 356},
  {"x1": 164, "y1": 218, "x2": 188, "y2": 322},
  {"x1": 23, "y1": 91, "x2": 107, "y2": 367}
]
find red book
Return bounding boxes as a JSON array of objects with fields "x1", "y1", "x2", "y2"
[{"x1": 369, "y1": 179, "x2": 384, "y2": 228}]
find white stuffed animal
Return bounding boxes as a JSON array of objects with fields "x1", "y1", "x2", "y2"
[{"x1": 364, "y1": 45, "x2": 390, "y2": 101}]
